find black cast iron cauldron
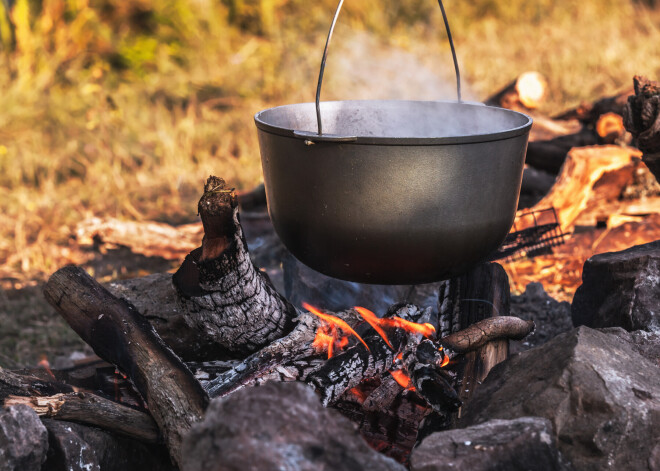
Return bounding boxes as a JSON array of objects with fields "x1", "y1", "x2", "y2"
[{"x1": 254, "y1": 1, "x2": 533, "y2": 284}]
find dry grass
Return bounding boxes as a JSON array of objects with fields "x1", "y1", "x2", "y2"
[{"x1": 1, "y1": 0, "x2": 660, "y2": 288}]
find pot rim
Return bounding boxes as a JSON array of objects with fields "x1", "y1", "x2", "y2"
[{"x1": 254, "y1": 99, "x2": 533, "y2": 146}]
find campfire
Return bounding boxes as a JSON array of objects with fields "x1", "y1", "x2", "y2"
[{"x1": 1, "y1": 76, "x2": 659, "y2": 471}]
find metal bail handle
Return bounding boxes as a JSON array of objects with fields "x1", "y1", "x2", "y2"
[{"x1": 315, "y1": 0, "x2": 462, "y2": 136}]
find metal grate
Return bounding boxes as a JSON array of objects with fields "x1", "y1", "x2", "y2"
[{"x1": 489, "y1": 207, "x2": 565, "y2": 261}]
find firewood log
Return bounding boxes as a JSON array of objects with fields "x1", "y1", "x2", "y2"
[
  {"x1": 5, "y1": 392, "x2": 159, "y2": 443},
  {"x1": 43, "y1": 266, "x2": 208, "y2": 467},
  {"x1": 485, "y1": 72, "x2": 548, "y2": 112},
  {"x1": 554, "y1": 87, "x2": 633, "y2": 124},
  {"x1": 0, "y1": 367, "x2": 73, "y2": 401},
  {"x1": 518, "y1": 146, "x2": 642, "y2": 233},
  {"x1": 525, "y1": 128, "x2": 600, "y2": 174},
  {"x1": 171, "y1": 176, "x2": 298, "y2": 359}
]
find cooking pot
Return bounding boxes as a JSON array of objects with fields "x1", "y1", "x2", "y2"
[{"x1": 254, "y1": 0, "x2": 532, "y2": 284}]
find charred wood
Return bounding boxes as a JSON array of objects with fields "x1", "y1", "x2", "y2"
[
  {"x1": 554, "y1": 87, "x2": 633, "y2": 124},
  {"x1": 172, "y1": 176, "x2": 297, "y2": 359},
  {"x1": 623, "y1": 75, "x2": 660, "y2": 181},
  {"x1": 0, "y1": 368, "x2": 73, "y2": 401},
  {"x1": 43, "y1": 266, "x2": 208, "y2": 467},
  {"x1": 5, "y1": 392, "x2": 159, "y2": 443},
  {"x1": 436, "y1": 262, "x2": 514, "y2": 428}
]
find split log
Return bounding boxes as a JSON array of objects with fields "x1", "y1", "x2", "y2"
[
  {"x1": 43, "y1": 266, "x2": 208, "y2": 467},
  {"x1": 6, "y1": 392, "x2": 159, "y2": 443},
  {"x1": 517, "y1": 146, "x2": 642, "y2": 233},
  {"x1": 485, "y1": 72, "x2": 548, "y2": 112},
  {"x1": 623, "y1": 75, "x2": 660, "y2": 181},
  {"x1": 73, "y1": 183, "x2": 267, "y2": 261},
  {"x1": 0, "y1": 367, "x2": 73, "y2": 400}
]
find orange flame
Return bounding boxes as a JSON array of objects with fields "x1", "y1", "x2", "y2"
[
  {"x1": 355, "y1": 306, "x2": 393, "y2": 348},
  {"x1": 440, "y1": 353, "x2": 450, "y2": 368},
  {"x1": 304, "y1": 302, "x2": 370, "y2": 358},
  {"x1": 381, "y1": 317, "x2": 436, "y2": 338},
  {"x1": 38, "y1": 355, "x2": 56, "y2": 380},
  {"x1": 390, "y1": 369, "x2": 415, "y2": 391},
  {"x1": 354, "y1": 306, "x2": 436, "y2": 348}
]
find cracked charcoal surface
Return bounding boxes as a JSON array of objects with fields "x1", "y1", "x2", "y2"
[{"x1": 176, "y1": 204, "x2": 297, "y2": 359}]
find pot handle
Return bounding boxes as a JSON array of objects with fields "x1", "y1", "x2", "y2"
[{"x1": 313, "y1": 0, "x2": 462, "y2": 136}]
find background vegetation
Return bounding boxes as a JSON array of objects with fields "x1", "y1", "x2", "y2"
[{"x1": 1, "y1": 0, "x2": 660, "y2": 287}]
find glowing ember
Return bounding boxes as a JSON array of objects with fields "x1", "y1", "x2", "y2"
[
  {"x1": 390, "y1": 369, "x2": 415, "y2": 391},
  {"x1": 304, "y1": 302, "x2": 369, "y2": 358},
  {"x1": 349, "y1": 386, "x2": 369, "y2": 403}
]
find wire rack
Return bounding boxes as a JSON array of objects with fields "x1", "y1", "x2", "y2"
[{"x1": 489, "y1": 207, "x2": 565, "y2": 261}]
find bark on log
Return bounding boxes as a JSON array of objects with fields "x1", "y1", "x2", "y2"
[
  {"x1": 75, "y1": 217, "x2": 202, "y2": 260},
  {"x1": 172, "y1": 176, "x2": 297, "y2": 359},
  {"x1": 623, "y1": 75, "x2": 660, "y2": 181},
  {"x1": 485, "y1": 72, "x2": 548, "y2": 112},
  {"x1": 43, "y1": 266, "x2": 208, "y2": 467},
  {"x1": 441, "y1": 317, "x2": 535, "y2": 354},
  {"x1": 5, "y1": 392, "x2": 159, "y2": 443}
]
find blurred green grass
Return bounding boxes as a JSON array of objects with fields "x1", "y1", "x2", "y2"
[{"x1": 1, "y1": 0, "x2": 660, "y2": 286}]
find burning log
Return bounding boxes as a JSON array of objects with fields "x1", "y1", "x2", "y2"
[
  {"x1": 43, "y1": 266, "x2": 208, "y2": 467},
  {"x1": 485, "y1": 72, "x2": 548, "y2": 112},
  {"x1": 5, "y1": 392, "x2": 159, "y2": 443},
  {"x1": 623, "y1": 75, "x2": 660, "y2": 181},
  {"x1": 36, "y1": 174, "x2": 538, "y2": 466}
]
